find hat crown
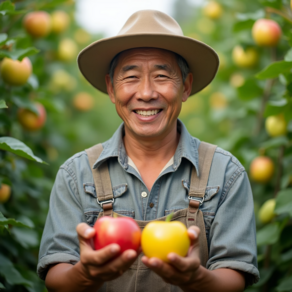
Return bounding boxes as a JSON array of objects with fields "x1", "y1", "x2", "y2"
[{"x1": 118, "y1": 10, "x2": 184, "y2": 36}]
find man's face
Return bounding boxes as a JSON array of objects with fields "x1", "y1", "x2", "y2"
[{"x1": 105, "y1": 48, "x2": 192, "y2": 140}]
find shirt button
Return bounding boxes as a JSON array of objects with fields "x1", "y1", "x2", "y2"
[
  {"x1": 149, "y1": 203, "x2": 154, "y2": 208},
  {"x1": 141, "y1": 191, "x2": 147, "y2": 198}
]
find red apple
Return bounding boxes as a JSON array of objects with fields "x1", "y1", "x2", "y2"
[
  {"x1": 23, "y1": 11, "x2": 51, "y2": 38},
  {"x1": 252, "y1": 19, "x2": 281, "y2": 47},
  {"x1": 18, "y1": 102, "x2": 46, "y2": 131},
  {"x1": 93, "y1": 216, "x2": 141, "y2": 254}
]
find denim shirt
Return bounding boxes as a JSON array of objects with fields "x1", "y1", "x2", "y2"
[{"x1": 37, "y1": 120, "x2": 260, "y2": 285}]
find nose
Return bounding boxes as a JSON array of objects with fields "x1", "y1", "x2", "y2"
[{"x1": 135, "y1": 76, "x2": 158, "y2": 101}]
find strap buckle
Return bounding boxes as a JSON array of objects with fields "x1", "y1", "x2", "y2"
[
  {"x1": 188, "y1": 196, "x2": 204, "y2": 206},
  {"x1": 96, "y1": 198, "x2": 115, "y2": 207}
]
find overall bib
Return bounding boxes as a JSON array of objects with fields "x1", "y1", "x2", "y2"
[{"x1": 85, "y1": 141, "x2": 217, "y2": 292}]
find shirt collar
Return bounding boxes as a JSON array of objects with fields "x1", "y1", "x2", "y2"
[{"x1": 93, "y1": 119, "x2": 200, "y2": 176}]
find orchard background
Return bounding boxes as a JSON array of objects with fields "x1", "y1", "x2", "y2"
[{"x1": 0, "y1": 0, "x2": 292, "y2": 291}]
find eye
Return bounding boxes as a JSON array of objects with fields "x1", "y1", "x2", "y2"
[
  {"x1": 125, "y1": 75, "x2": 137, "y2": 79},
  {"x1": 157, "y1": 74, "x2": 169, "y2": 78}
]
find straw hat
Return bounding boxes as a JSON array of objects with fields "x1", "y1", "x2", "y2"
[{"x1": 77, "y1": 10, "x2": 219, "y2": 96}]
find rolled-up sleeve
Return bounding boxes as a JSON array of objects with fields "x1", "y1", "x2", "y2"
[
  {"x1": 207, "y1": 169, "x2": 260, "y2": 286},
  {"x1": 37, "y1": 166, "x2": 84, "y2": 280}
]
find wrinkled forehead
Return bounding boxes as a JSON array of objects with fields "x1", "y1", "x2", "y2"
[{"x1": 116, "y1": 47, "x2": 178, "y2": 68}]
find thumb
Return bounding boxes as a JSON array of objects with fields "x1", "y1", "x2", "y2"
[
  {"x1": 76, "y1": 223, "x2": 96, "y2": 251},
  {"x1": 187, "y1": 226, "x2": 200, "y2": 257}
]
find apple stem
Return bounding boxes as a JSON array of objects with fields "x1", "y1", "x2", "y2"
[{"x1": 165, "y1": 213, "x2": 174, "y2": 222}]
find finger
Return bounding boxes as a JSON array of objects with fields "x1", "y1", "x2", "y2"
[
  {"x1": 76, "y1": 223, "x2": 96, "y2": 251},
  {"x1": 167, "y1": 253, "x2": 200, "y2": 272},
  {"x1": 82, "y1": 244, "x2": 121, "y2": 266},
  {"x1": 99, "y1": 249, "x2": 138, "y2": 278},
  {"x1": 187, "y1": 226, "x2": 200, "y2": 246},
  {"x1": 142, "y1": 257, "x2": 189, "y2": 284}
]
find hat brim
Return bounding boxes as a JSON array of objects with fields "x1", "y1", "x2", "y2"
[{"x1": 77, "y1": 33, "x2": 219, "y2": 96}]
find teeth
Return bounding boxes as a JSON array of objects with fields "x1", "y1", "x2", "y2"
[{"x1": 136, "y1": 110, "x2": 160, "y2": 116}]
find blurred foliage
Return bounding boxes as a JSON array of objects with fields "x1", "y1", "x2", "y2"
[{"x1": 0, "y1": 0, "x2": 291, "y2": 291}]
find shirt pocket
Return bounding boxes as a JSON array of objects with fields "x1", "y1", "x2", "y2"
[{"x1": 83, "y1": 183, "x2": 131, "y2": 226}]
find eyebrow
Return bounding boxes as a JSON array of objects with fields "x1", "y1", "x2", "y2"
[
  {"x1": 122, "y1": 65, "x2": 138, "y2": 72},
  {"x1": 154, "y1": 64, "x2": 172, "y2": 74}
]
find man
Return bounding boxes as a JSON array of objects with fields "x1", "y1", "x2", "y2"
[{"x1": 38, "y1": 10, "x2": 259, "y2": 292}]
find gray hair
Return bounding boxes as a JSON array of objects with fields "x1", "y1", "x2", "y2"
[{"x1": 108, "y1": 51, "x2": 190, "y2": 84}]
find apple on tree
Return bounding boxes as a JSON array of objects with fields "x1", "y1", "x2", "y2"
[
  {"x1": 203, "y1": 1, "x2": 222, "y2": 20},
  {"x1": 141, "y1": 214, "x2": 190, "y2": 262},
  {"x1": 51, "y1": 10, "x2": 70, "y2": 34},
  {"x1": 73, "y1": 92, "x2": 94, "y2": 111},
  {"x1": 23, "y1": 11, "x2": 51, "y2": 38},
  {"x1": 93, "y1": 216, "x2": 141, "y2": 254},
  {"x1": 250, "y1": 156, "x2": 274, "y2": 184},
  {"x1": 0, "y1": 57, "x2": 32, "y2": 86},
  {"x1": 58, "y1": 38, "x2": 78, "y2": 62},
  {"x1": 18, "y1": 102, "x2": 46, "y2": 131},
  {"x1": 265, "y1": 114, "x2": 287, "y2": 137},
  {"x1": 258, "y1": 199, "x2": 276, "y2": 224},
  {"x1": 232, "y1": 46, "x2": 258, "y2": 68},
  {"x1": 252, "y1": 19, "x2": 281, "y2": 47},
  {"x1": 0, "y1": 183, "x2": 11, "y2": 203}
]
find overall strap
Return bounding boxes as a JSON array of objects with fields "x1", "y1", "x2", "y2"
[
  {"x1": 85, "y1": 144, "x2": 114, "y2": 216},
  {"x1": 187, "y1": 141, "x2": 217, "y2": 267}
]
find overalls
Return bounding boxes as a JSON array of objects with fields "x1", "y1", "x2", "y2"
[{"x1": 85, "y1": 141, "x2": 217, "y2": 292}]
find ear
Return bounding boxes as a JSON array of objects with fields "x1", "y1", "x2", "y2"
[
  {"x1": 105, "y1": 74, "x2": 115, "y2": 104},
  {"x1": 182, "y1": 73, "x2": 193, "y2": 102}
]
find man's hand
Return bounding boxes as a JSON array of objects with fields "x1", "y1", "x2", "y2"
[
  {"x1": 141, "y1": 226, "x2": 201, "y2": 287},
  {"x1": 76, "y1": 222, "x2": 139, "y2": 283}
]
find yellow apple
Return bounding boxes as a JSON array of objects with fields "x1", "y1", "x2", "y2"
[
  {"x1": 0, "y1": 184, "x2": 11, "y2": 203},
  {"x1": 203, "y1": 1, "x2": 222, "y2": 19},
  {"x1": 23, "y1": 11, "x2": 51, "y2": 38},
  {"x1": 58, "y1": 38, "x2": 78, "y2": 62},
  {"x1": 51, "y1": 10, "x2": 70, "y2": 34},
  {"x1": 1, "y1": 57, "x2": 32, "y2": 86},
  {"x1": 50, "y1": 69, "x2": 76, "y2": 92},
  {"x1": 74, "y1": 28, "x2": 91, "y2": 44},
  {"x1": 209, "y1": 92, "x2": 228, "y2": 109},
  {"x1": 258, "y1": 199, "x2": 276, "y2": 224},
  {"x1": 230, "y1": 73, "x2": 245, "y2": 88},
  {"x1": 73, "y1": 92, "x2": 94, "y2": 111},
  {"x1": 252, "y1": 19, "x2": 282, "y2": 47},
  {"x1": 232, "y1": 46, "x2": 258, "y2": 68},
  {"x1": 250, "y1": 156, "x2": 274, "y2": 183},
  {"x1": 265, "y1": 115, "x2": 287, "y2": 137}
]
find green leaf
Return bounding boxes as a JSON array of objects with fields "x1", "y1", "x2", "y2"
[
  {"x1": 0, "y1": 212, "x2": 33, "y2": 228},
  {"x1": 0, "y1": 100, "x2": 8, "y2": 109},
  {"x1": 257, "y1": 223, "x2": 281, "y2": 246},
  {"x1": 276, "y1": 276, "x2": 292, "y2": 292},
  {"x1": 11, "y1": 228, "x2": 39, "y2": 248},
  {"x1": 12, "y1": 96, "x2": 38, "y2": 114},
  {"x1": 233, "y1": 19, "x2": 254, "y2": 32},
  {"x1": 0, "y1": 137, "x2": 46, "y2": 164},
  {"x1": 236, "y1": 10, "x2": 265, "y2": 21},
  {"x1": 253, "y1": 267, "x2": 274, "y2": 288},
  {"x1": 259, "y1": 0, "x2": 282, "y2": 9},
  {"x1": 275, "y1": 189, "x2": 292, "y2": 217},
  {"x1": 260, "y1": 137, "x2": 289, "y2": 150},
  {"x1": 264, "y1": 99, "x2": 288, "y2": 117},
  {"x1": 0, "y1": 48, "x2": 39, "y2": 61},
  {"x1": 280, "y1": 249, "x2": 292, "y2": 264},
  {"x1": 284, "y1": 48, "x2": 292, "y2": 62},
  {"x1": 237, "y1": 78, "x2": 263, "y2": 100},
  {"x1": 0, "y1": 282, "x2": 4, "y2": 289},
  {"x1": 0, "y1": 33, "x2": 7, "y2": 45},
  {"x1": 0, "y1": 254, "x2": 32, "y2": 287},
  {"x1": 0, "y1": 1, "x2": 14, "y2": 15},
  {"x1": 256, "y1": 61, "x2": 292, "y2": 80}
]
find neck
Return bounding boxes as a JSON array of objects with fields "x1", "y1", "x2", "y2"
[{"x1": 123, "y1": 121, "x2": 179, "y2": 162}]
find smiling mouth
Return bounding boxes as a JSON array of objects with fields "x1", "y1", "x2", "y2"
[{"x1": 134, "y1": 109, "x2": 162, "y2": 116}]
